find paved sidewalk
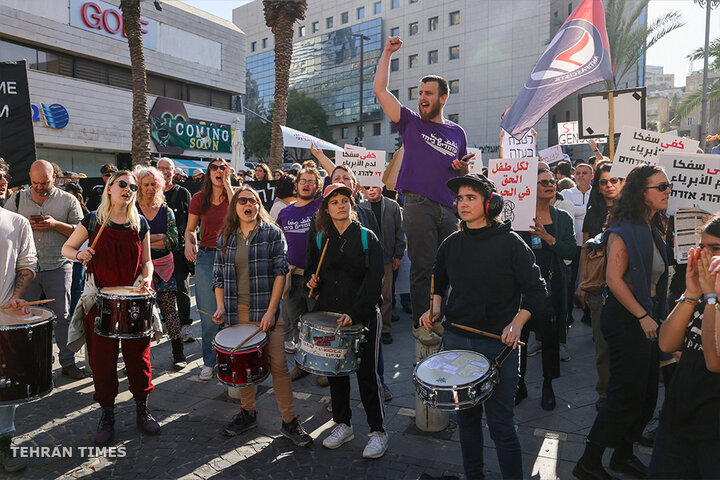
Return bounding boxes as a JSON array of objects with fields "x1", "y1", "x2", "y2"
[{"x1": 9, "y1": 300, "x2": 662, "y2": 479}]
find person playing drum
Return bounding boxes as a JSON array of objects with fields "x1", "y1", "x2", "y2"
[
  {"x1": 0, "y1": 205, "x2": 38, "y2": 472},
  {"x1": 62, "y1": 170, "x2": 159, "y2": 446},
  {"x1": 305, "y1": 183, "x2": 387, "y2": 459},
  {"x1": 420, "y1": 174, "x2": 546, "y2": 480},
  {"x1": 212, "y1": 186, "x2": 313, "y2": 447}
]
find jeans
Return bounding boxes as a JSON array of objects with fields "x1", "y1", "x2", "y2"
[
  {"x1": 173, "y1": 248, "x2": 192, "y2": 327},
  {"x1": 0, "y1": 406, "x2": 15, "y2": 436},
  {"x1": 403, "y1": 192, "x2": 458, "y2": 325},
  {"x1": 443, "y1": 330, "x2": 523, "y2": 480},
  {"x1": 195, "y1": 249, "x2": 219, "y2": 367},
  {"x1": 648, "y1": 424, "x2": 720, "y2": 479},
  {"x1": 69, "y1": 262, "x2": 85, "y2": 317},
  {"x1": 282, "y1": 274, "x2": 308, "y2": 344},
  {"x1": 27, "y1": 263, "x2": 75, "y2": 368}
]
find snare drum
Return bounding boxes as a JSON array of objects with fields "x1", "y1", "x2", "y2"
[
  {"x1": 295, "y1": 312, "x2": 366, "y2": 376},
  {"x1": 0, "y1": 307, "x2": 55, "y2": 405},
  {"x1": 214, "y1": 325, "x2": 269, "y2": 386},
  {"x1": 95, "y1": 286, "x2": 155, "y2": 338},
  {"x1": 413, "y1": 350, "x2": 497, "y2": 410}
]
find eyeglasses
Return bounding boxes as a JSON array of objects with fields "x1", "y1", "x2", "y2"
[
  {"x1": 237, "y1": 197, "x2": 258, "y2": 205},
  {"x1": 209, "y1": 164, "x2": 227, "y2": 172},
  {"x1": 599, "y1": 177, "x2": 620, "y2": 186},
  {"x1": 116, "y1": 180, "x2": 138, "y2": 192},
  {"x1": 0, "y1": 172, "x2": 11, "y2": 182},
  {"x1": 645, "y1": 182, "x2": 672, "y2": 192},
  {"x1": 537, "y1": 179, "x2": 557, "y2": 187},
  {"x1": 298, "y1": 179, "x2": 317, "y2": 185}
]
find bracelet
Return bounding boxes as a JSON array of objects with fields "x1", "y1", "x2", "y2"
[
  {"x1": 676, "y1": 295, "x2": 700, "y2": 304},
  {"x1": 75, "y1": 250, "x2": 80, "y2": 260},
  {"x1": 703, "y1": 293, "x2": 717, "y2": 301},
  {"x1": 636, "y1": 312, "x2": 648, "y2": 320}
]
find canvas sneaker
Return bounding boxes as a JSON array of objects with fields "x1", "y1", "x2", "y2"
[
  {"x1": 199, "y1": 366, "x2": 214, "y2": 381},
  {"x1": 181, "y1": 324, "x2": 194, "y2": 343},
  {"x1": 362, "y1": 431, "x2": 388, "y2": 459},
  {"x1": 223, "y1": 409, "x2": 257, "y2": 437},
  {"x1": 322, "y1": 423, "x2": 354, "y2": 449},
  {"x1": 280, "y1": 417, "x2": 313, "y2": 447}
]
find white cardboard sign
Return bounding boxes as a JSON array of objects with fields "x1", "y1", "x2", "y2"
[
  {"x1": 658, "y1": 152, "x2": 720, "y2": 215},
  {"x1": 501, "y1": 129, "x2": 536, "y2": 159},
  {"x1": 557, "y1": 121, "x2": 607, "y2": 145},
  {"x1": 337, "y1": 148, "x2": 385, "y2": 187},
  {"x1": 611, "y1": 127, "x2": 699, "y2": 178},
  {"x1": 488, "y1": 157, "x2": 538, "y2": 231},
  {"x1": 467, "y1": 148, "x2": 483, "y2": 173},
  {"x1": 538, "y1": 145, "x2": 565, "y2": 164}
]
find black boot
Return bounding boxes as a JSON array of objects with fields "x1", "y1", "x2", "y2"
[
  {"x1": 0, "y1": 435, "x2": 26, "y2": 473},
  {"x1": 136, "y1": 398, "x2": 161, "y2": 435},
  {"x1": 541, "y1": 379, "x2": 556, "y2": 410},
  {"x1": 171, "y1": 338, "x2": 187, "y2": 371},
  {"x1": 573, "y1": 441, "x2": 617, "y2": 480},
  {"x1": 95, "y1": 405, "x2": 115, "y2": 445}
]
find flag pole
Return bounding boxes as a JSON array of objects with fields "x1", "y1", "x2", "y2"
[{"x1": 608, "y1": 91, "x2": 615, "y2": 161}]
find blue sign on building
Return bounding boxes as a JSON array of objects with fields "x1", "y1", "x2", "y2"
[{"x1": 31, "y1": 103, "x2": 70, "y2": 129}]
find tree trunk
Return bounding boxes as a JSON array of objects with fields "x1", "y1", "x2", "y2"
[
  {"x1": 269, "y1": 16, "x2": 295, "y2": 171},
  {"x1": 120, "y1": 0, "x2": 151, "y2": 167}
]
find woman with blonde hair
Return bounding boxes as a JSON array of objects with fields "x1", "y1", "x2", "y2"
[
  {"x1": 135, "y1": 166, "x2": 186, "y2": 370},
  {"x1": 62, "y1": 170, "x2": 159, "y2": 446}
]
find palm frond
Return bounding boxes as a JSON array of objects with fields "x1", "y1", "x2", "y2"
[{"x1": 674, "y1": 80, "x2": 720, "y2": 120}]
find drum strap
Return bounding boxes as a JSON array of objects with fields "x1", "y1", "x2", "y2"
[{"x1": 316, "y1": 227, "x2": 370, "y2": 296}]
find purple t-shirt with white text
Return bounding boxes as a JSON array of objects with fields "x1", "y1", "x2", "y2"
[
  {"x1": 276, "y1": 197, "x2": 323, "y2": 268},
  {"x1": 393, "y1": 106, "x2": 468, "y2": 208}
]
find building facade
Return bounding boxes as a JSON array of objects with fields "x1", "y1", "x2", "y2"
[{"x1": 0, "y1": 0, "x2": 245, "y2": 175}]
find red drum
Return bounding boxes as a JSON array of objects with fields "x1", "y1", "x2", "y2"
[
  {"x1": 95, "y1": 286, "x2": 155, "y2": 338},
  {"x1": 0, "y1": 307, "x2": 55, "y2": 405},
  {"x1": 214, "y1": 324, "x2": 269, "y2": 387}
]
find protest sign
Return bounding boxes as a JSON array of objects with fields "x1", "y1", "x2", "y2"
[
  {"x1": 281, "y1": 125, "x2": 343, "y2": 151},
  {"x1": 337, "y1": 149, "x2": 385, "y2": 187},
  {"x1": 612, "y1": 127, "x2": 699, "y2": 179},
  {"x1": 245, "y1": 180, "x2": 276, "y2": 211},
  {"x1": 467, "y1": 148, "x2": 483, "y2": 173},
  {"x1": 578, "y1": 86, "x2": 646, "y2": 139},
  {"x1": 501, "y1": 129, "x2": 536, "y2": 159},
  {"x1": 658, "y1": 152, "x2": 720, "y2": 215},
  {"x1": 0, "y1": 60, "x2": 36, "y2": 187},
  {"x1": 487, "y1": 157, "x2": 538, "y2": 231},
  {"x1": 557, "y1": 121, "x2": 606, "y2": 145},
  {"x1": 673, "y1": 208, "x2": 713, "y2": 264},
  {"x1": 538, "y1": 145, "x2": 564, "y2": 164}
]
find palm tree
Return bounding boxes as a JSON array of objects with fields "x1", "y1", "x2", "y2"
[
  {"x1": 675, "y1": 38, "x2": 720, "y2": 121},
  {"x1": 120, "y1": 0, "x2": 151, "y2": 167},
  {"x1": 604, "y1": 0, "x2": 684, "y2": 89},
  {"x1": 263, "y1": 0, "x2": 307, "y2": 171}
]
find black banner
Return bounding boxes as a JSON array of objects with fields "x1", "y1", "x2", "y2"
[{"x1": 0, "y1": 61, "x2": 36, "y2": 187}]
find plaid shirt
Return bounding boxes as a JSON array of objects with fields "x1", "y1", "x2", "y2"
[{"x1": 213, "y1": 221, "x2": 289, "y2": 326}]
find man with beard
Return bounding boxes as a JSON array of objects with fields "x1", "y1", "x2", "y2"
[
  {"x1": 0, "y1": 158, "x2": 9, "y2": 207},
  {"x1": 276, "y1": 166, "x2": 324, "y2": 379},
  {"x1": 157, "y1": 158, "x2": 194, "y2": 342},
  {"x1": 5, "y1": 160, "x2": 85, "y2": 380},
  {"x1": 373, "y1": 36, "x2": 472, "y2": 339}
]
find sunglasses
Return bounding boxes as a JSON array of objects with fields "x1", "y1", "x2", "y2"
[
  {"x1": 645, "y1": 182, "x2": 672, "y2": 192},
  {"x1": 0, "y1": 172, "x2": 11, "y2": 182},
  {"x1": 209, "y1": 164, "x2": 227, "y2": 172},
  {"x1": 237, "y1": 197, "x2": 258, "y2": 205},
  {"x1": 115, "y1": 180, "x2": 138, "y2": 192},
  {"x1": 599, "y1": 177, "x2": 620, "y2": 186},
  {"x1": 538, "y1": 179, "x2": 557, "y2": 187}
]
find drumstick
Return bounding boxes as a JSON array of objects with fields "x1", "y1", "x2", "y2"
[
  {"x1": 1, "y1": 298, "x2": 55, "y2": 310},
  {"x1": 450, "y1": 322, "x2": 526, "y2": 347},
  {"x1": 82, "y1": 216, "x2": 110, "y2": 266},
  {"x1": 196, "y1": 308, "x2": 229, "y2": 327},
  {"x1": 427, "y1": 275, "x2": 435, "y2": 334},
  {"x1": 230, "y1": 327, "x2": 262, "y2": 353},
  {"x1": 308, "y1": 239, "x2": 329, "y2": 299}
]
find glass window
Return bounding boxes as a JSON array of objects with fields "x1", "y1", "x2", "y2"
[
  {"x1": 409, "y1": 22, "x2": 418, "y2": 36},
  {"x1": 298, "y1": 25, "x2": 306, "y2": 37},
  {"x1": 373, "y1": 123, "x2": 381, "y2": 136},
  {"x1": 428, "y1": 50, "x2": 438, "y2": 64},
  {"x1": 251, "y1": 41, "x2": 257, "y2": 52},
  {"x1": 189, "y1": 84, "x2": 212, "y2": 106},
  {"x1": 35, "y1": 51, "x2": 69, "y2": 75},
  {"x1": 262, "y1": 38, "x2": 268, "y2": 48},
  {"x1": 408, "y1": 54, "x2": 418, "y2": 69},
  {"x1": 341, "y1": 127, "x2": 349, "y2": 138},
  {"x1": 449, "y1": 45, "x2": 460, "y2": 60},
  {"x1": 164, "y1": 80, "x2": 187, "y2": 101},
  {"x1": 74, "y1": 57, "x2": 107, "y2": 84},
  {"x1": 147, "y1": 75, "x2": 165, "y2": 96},
  {"x1": 408, "y1": 86, "x2": 418, "y2": 100},
  {"x1": 341, "y1": 12, "x2": 349, "y2": 24},
  {"x1": 392, "y1": 0, "x2": 399, "y2": 8},
  {"x1": 108, "y1": 65, "x2": 132, "y2": 89},
  {"x1": 374, "y1": 2, "x2": 381, "y2": 14},
  {"x1": 357, "y1": 7, "x2": 365, "y2": 19},
  {"x1": 326, "y1": 16, "x2": 333, "y2": 28},
  {"x1": 449, "y1": 10, "x2": 460, "y2": 26},
  {"x1": 428, "y1": 16, "x2": 438, "y2": 31},
  {"x1": 390, "y1": 89, "x2": 399, "y2": 99},
  {"x1": 212, "y1": 91, "x2": 232, "y2": 110},
  {"x1": 312, "y1": 21, "x2": 319, "y2": 33},
  {"x1": 390, "y1": 58, "x2": 399, "y2": 71},
  {"x1": 448, "y1": 113, "x2": 459, "y2": 123},
  {"x1": 449, "y1": 79, "x2": 459, "y2": 94},
  {"x1": 390, "y1": 26, "x2": 399, "y2": 37},
  {"x1": 0, "y1": 40, "x2": 37, "y2": 65}
]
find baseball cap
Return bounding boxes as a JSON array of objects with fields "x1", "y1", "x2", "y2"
[
  {"x1": 323, "y1": 182, "x2": 353, "y2": 199},
  {"x1": 100, "y1": 164, "x2": 117, "y2": 175}
]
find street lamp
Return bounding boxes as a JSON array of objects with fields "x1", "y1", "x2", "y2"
[
  {"x1": 352, "y1": 33, "x2": 371, "y2": 146},
  {"x1": 693, "y1": 0, "x2": 720, "y2": 150}
]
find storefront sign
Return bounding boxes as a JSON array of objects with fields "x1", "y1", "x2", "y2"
[
  {"x1": 0, "y1": 61, "x2": 36, "y2": 187},
  {"x1": 150, "y1": 117, "x2": 232, "y2": 154},
  {"x1": 69, "y1": 0, "x2": 158, "y2": 51}
]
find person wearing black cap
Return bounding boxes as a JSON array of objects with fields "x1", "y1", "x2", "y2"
[
  {"x1": 420, "y1": 173, "x2": 546, "y2": 480},
  {"x1": 86, "y1": 164, "x2": 117, "y2": 211}
]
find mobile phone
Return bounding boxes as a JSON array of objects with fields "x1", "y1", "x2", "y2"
[{"x1": 30, "y1": 215, "x2": 44, "y2": 221}]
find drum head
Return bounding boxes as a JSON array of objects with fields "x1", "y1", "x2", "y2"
[
  {"x1": 214, "y1": 324, "x2": 266, "y2": 350},
  {"x1": 301, "y1": 311, "x2": 363, "y2": 333},
  {"x1": 415, "y1": 350, "x2": 490, "y2": 387},
  {"x1": 0, "y1": 307, "x2": 55, "y2": 328},
  {"x1": 100, "y1": 286, "x2": 147, "y2": 297}
]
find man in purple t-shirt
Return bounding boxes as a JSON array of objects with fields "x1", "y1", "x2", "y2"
[
  {"x1": 374, "y1": 36, "x2": 473, "y2": 337},
  {"x1": 276, "y1": 166, "x2": 323, "y2": 378}
]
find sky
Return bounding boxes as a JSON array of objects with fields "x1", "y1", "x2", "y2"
[{"x1": 182, "y1": 0, "x2": 719, "y2": 88}]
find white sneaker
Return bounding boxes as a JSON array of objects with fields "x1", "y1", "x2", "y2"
[
  {"x1": 362, "y1": 431, "x2": 388, "y2": 459},
  {"x1": 181, "y1": 324, "x2": 194, "y2": 343},
  {"x1": 199, "y1": 366, "x2": 214, "y2": 381},
  {"x1": 560, "y1": 343, "x2": 571, "y2": 362},
  {"x1": 322, "y1": 423, "x2": 354, "y2": 449}
]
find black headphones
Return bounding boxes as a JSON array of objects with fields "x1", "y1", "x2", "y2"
[{"x1": 485, "y1": 190, "x2": 504, "y2": 219}]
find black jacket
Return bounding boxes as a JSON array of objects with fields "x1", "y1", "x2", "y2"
[{"x1": 434, "y1": 221, "x2": 547, "y2": 337}]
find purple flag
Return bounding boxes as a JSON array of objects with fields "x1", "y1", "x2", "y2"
[{"x1": 501, "y1": 0, "x2": 614, "y2": 139}]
